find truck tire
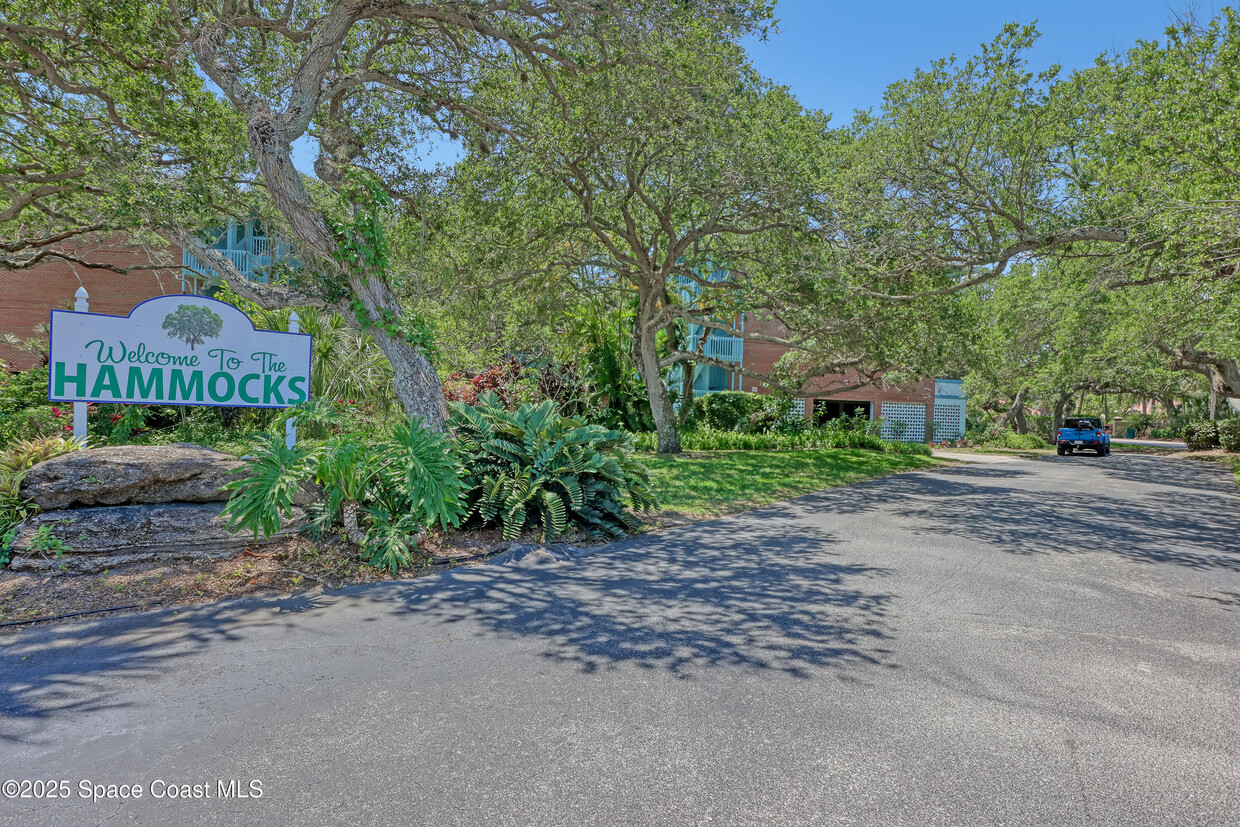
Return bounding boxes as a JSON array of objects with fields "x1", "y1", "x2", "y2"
[
  {"x1": 1096, "y1": 447, "x2": 1105, "y2": 456},
  {"x1": 1057, "y1": 445, "x2": 1066, "y2": 456}
]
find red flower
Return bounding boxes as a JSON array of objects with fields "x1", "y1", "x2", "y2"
[
  {"x1": 50, "y1": 406, "x2": 63, "y2": 418},
  {"x1": 62, "y1": 424, "x2": 72, "y2": 431},
  {"x1": 109, "y1": 413, "x2": 123, "y2": 423}
]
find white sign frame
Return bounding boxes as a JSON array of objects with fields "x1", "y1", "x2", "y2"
[{"x1": 48, "y1": 295, "x2": 312, "y2": 410}]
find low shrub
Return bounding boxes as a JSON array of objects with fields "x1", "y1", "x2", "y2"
[
  {"x1": 443, "y1": 357, "x2": 587, "y2": 417},
  {"x1": 223, "y1": 418, "x2": 464, "y2": 572},
  {"x1": 1183, "y1": 421, "x2": 1221, "y2": 451},
  {"x1": 0, "y1": 367, "x2": 68, "y2": 444},
  {"x1": 0, "y1": 434, "x2": 84, "y2": 566},
  {"x1": 964, "y1": 425, "x2": 1047, "y2": 450},
  {"x1": 694, "y1": 391, "x2": 768, "y2": 432},
  {"x1": 451, "y1": 393, "x2": 656, "y2": 541},
  {"x1": 1218, "y1": 420, "x2": 1240, "y2": 452},
  {"x1": 630, "y1": 427, "x2": 932, "y2": 456},
  {"x1": 1150, "y1": 426, "x2": 1182, "y2": 440},
  {"x1": 1003, "y1": 431, "x2": 1050, "y2": 450}
]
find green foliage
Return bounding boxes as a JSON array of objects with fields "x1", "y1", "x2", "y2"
[
  {"x1": 0, "y1": 476, "x2": 33, "y2": 568},
  {"x1": 1126, "y1": 413, "x2": 1158, "y2": 438},
  {"x1": 694, "y1": 392, "x2": 769, "y2": 432},
  {"x1": 377, "y1": 421, "x2": 465, "y2": 533},
  {"x1": 0, "y1": 434, "x2": 83, "y2": 567},
  {"x1": 0, "y1": 434, "x2": 85, "y2": 474},
  {"x1": 1218, "y1": 420, "x2": 1240, "y2": 453},
  {"x1": 222, "y1": 419, "x2": 464, "y2": 573},
  {"x1": 450, "y1": 393, "x2": 656, "y2": 541},
  {"x1": 561, "y1": 300, "x2": 654, "y2": 433},
  {"x1": 642, "y1": 449, "x2": 940, "y2": 517},
  {"x1": 28, "y1": 523, "x2": 71, "y2": 556},
  {"x1": 324, "y1": 172, "x2": 438, "y2": 360},
  {"x1": 0, "y1": 367, "x2": 65, "y2": 445},
  {"x1": 1183, "y1": 421, "x2": 1221, "y2": 451},
  {"x1": 221, "y1": 434, "x2": 316, "y2": 540},
  {"x1": 964, "y1": 425, "x2": 1048, "y2": 450},
  {"x1": 631, "y1": 427, "x2": 932, "y2": 456},
  {"x1": 216, "y1": 284, "x2": 400, "y2": 412},
  {"x1": 688, "y1": 392, "x2": 815, "y2": 436}
]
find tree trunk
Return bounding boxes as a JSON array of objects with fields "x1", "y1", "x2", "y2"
[
  {"x1": 347, "y1": 271, "x2": 447, "y2": 430},
  {"x1": 238, "y1": 106, "x2": 448, "y2": 431},
  {"x1": 372, "y1": 330, "x2": 447, "y2": 430},
  {"x1": 999, "y1": 387, "x2": 1029, "y2": 433},
  {"x1": 1166, "y1": 345, "x2": 1240, "y2": 397},
  {"x1": 677, "y1": 362, "x2": 696, "y2": 428},
  {"x1": 1052, "y1": 392, "x2": 1074, "y2": 438},
  {"x1": 633, "y1": 285, "x2": 681, "y2": 454}
]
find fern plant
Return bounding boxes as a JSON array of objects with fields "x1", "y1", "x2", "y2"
[
  {"x1": 450, "y1": 393, "x2": 656, "y2": 541},
  {"x1": 0, "y1": 434, "x2": 84, "y2": 566}
]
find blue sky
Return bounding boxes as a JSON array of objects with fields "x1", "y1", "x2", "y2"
[
  {"x1": 291, "y1": 0, "x2": 1205, "y2": 172},
  {"x1": 744, "y1": 0, "x2": 1204, "y2": 121}
]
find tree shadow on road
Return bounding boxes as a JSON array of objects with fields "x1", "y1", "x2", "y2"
[
  {"x1": 6, "y1": 453, "x2": 1225, "y2": 740},
  {"x1": 386, "y1": 518, "x2": 898, "y2": 680},
  {"x1": 785, "y1": 454, "x2": 1240, "y2": 572},
  {"x1": 0, "y1": 591, "x2": 330, "y2": 743},
  {"x1": 0, "y1": 518, "x2": 900, "y2": 738}
]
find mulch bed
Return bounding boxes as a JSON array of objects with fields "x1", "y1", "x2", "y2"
[{"x1": 0, "y1": 527, "x2": 520, "y2": 630}]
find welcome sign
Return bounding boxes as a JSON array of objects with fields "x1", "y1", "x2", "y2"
[{"x1": 49, "y1": 295, "x2": 312, "y2": 408}]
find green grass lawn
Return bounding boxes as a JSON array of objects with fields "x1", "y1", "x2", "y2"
[{"x1": 640, "y1": 449, "x2": 942, "y2": 518}]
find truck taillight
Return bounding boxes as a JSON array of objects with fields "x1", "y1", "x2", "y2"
[{"x1": 1095, "y1": 430, "x2": 1102, "y2": 437}]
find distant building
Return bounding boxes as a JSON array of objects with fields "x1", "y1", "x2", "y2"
[
  {"x1": 0, "y1": 236, "x2": 185, "y2": 370},
  {"x1": 676, "y1": 312, "x2": 965, "y2": 442},
  {"x1": 2, "y1": 220, "x2": 289, "y2": 370}
]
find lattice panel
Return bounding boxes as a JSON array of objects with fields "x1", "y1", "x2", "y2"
[
  {"x1": 880, "y1": 402, "x2": 927, "y2": 442},
  {"x1": 932, "y1": 400, "x2": 966, "y2": 441}
]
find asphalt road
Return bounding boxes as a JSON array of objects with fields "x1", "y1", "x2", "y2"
[
  {"x1": 1111, "y1": 438, "x2": 1189, "y2": 450},
  {"x1": 2, "y1": 453, "x2": 1238, "y2": 826}
]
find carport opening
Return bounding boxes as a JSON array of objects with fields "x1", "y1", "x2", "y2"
[{"x1": 814, "y1": 400, "x2": 872, "y2": 426}]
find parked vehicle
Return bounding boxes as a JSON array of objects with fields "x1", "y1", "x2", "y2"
[{"x1": 1056, "y1": 416, "x2": 1111, "y2": 456}]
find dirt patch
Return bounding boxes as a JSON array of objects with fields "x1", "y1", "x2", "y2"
[{"x1": 0, "y1": 527, "x2": 521, "y2": 630}]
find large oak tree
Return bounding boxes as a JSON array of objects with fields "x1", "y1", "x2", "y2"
[{"x1": 0, "y1": 0, "x2": 773, "y2": 428}]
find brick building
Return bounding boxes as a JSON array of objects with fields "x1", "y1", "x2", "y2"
[
  {"x1": 1, "y1": 220, "x2": 284, "y2": 370},
  {"x1": 1, "y1": 237, "x2": 185, "y2": 370},
  {"x1": 684, "y1": 314, "x2": 966, "y2": 442}
]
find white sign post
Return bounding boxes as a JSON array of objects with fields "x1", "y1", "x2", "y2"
[
  {"x1": 72, "y1": 287, "x2": 89, "y2": 442},
  {"x1": 285, "y1": 310, "x2": 300, "y2": 449},
  {"x1": 49, "y1": 295, "x2": 313, "y2": 443}
]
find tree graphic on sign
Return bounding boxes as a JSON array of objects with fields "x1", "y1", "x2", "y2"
[{"x1": 161, "y1": 304, "x2": 224, "y2": 350}]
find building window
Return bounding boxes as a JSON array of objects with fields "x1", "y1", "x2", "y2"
[{"x1": 813, "y1": 399, "x2": 872, "y2": 425}]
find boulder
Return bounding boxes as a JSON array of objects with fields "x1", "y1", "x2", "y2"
[
  {"x1": 20, "y1": 443, "x2": 245, "y2": 510},
  {"x1": 6, "y1": 502, "x2": 302, "y2": 573}
]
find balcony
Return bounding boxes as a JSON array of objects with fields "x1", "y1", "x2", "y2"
[
  {"x1": 702, "y1": 335, "x2": 743, "y2": 364},
  {"x1": 934, "y1": 378, "x2": 965, "y2": 399},
  {"x1": 179, "y1": 226, "x2": 296, "y2": 293}
]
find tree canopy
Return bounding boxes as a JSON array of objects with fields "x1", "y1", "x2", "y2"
[{"x1": 2, "y1": 3, "x2": 1238, "y2": 443}]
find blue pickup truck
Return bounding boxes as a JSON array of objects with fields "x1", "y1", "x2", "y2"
[{"x1": 1056, "y1": 417, "x2": 1111, "y2": 456}]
